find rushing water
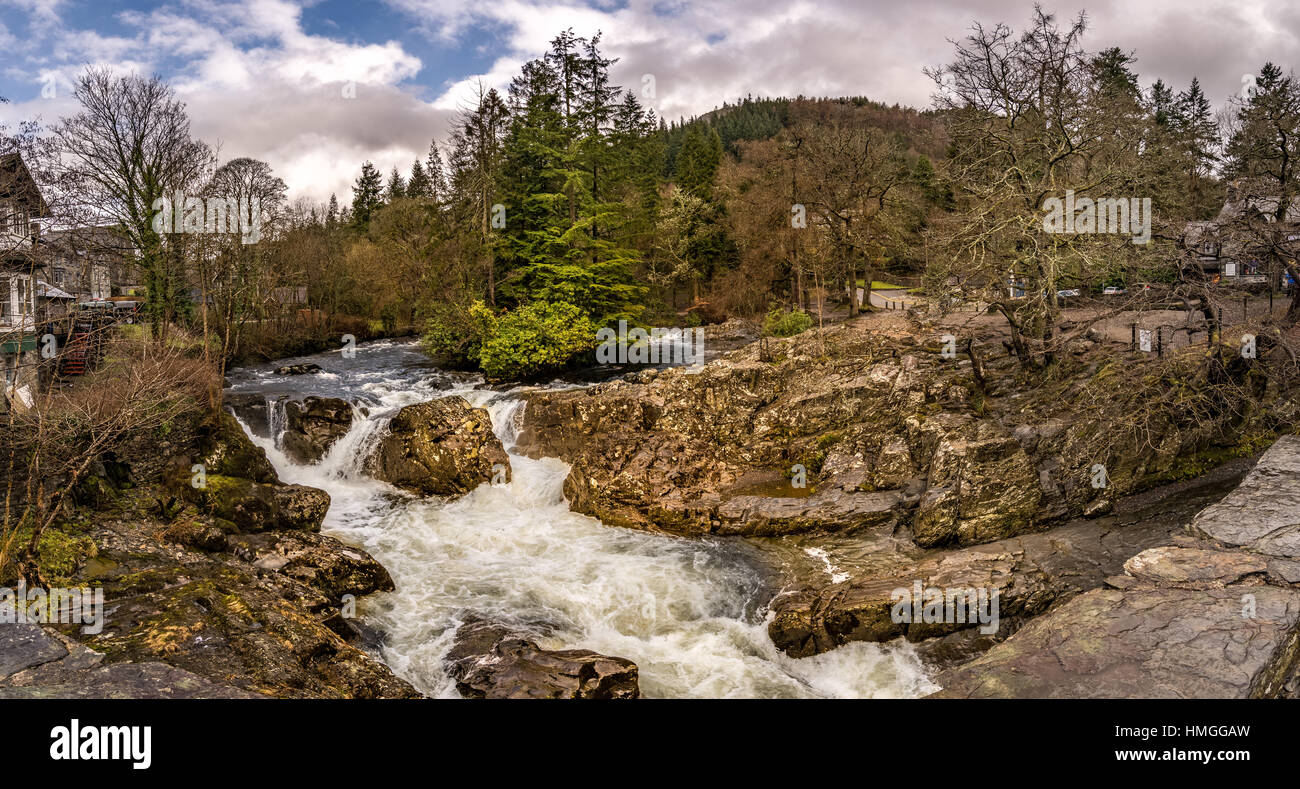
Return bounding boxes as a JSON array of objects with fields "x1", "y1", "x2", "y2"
[{"x1": 225, "y1": 339, "x2": 938, "y2": 699}]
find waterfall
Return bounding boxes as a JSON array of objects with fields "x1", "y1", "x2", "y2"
[{"x1": 226, "y1": 339, "x2": 938, "y2": 699}]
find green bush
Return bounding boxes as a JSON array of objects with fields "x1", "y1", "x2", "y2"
[
  {"x1": 476, "y1": 301, "x2": 598, "y2": 381},
  {"x1": 763, "y1": 307, "x2": 813, "y2": 337},
  {"x1": 421, "y1": 301, "x2": 496, "y2": 368}
]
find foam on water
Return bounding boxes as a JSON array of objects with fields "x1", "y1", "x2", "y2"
[{"x1": 229, "y1": 340, "x2": 938, "y2": 698}]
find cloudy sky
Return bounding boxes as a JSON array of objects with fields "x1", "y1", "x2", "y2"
[{"x1": 2, "y1": 0, "x2": 1298, "y2": 204}]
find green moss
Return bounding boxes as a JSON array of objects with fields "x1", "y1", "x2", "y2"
[
  {"x1": 815, "y1": 431, "x2": 843, "y2": 449},
  {"x1": 1138, "y1": 431, "x2": 1280, "y2": 491},
  {"x1": 1, "y1": 524, "x2": 98, "y2": 586}
]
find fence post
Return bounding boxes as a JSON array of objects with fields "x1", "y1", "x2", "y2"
[
  {"x1": 1157, "y1": 326, "x2": 1163, "y2": 358},
  {"x1": 1130, "y1": 322, "x2": 1136, "y2": 351}
]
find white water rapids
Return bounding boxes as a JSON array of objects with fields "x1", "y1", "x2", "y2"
[{"x1": 227, "y1": 339, "x2": 938, "y2": 698}]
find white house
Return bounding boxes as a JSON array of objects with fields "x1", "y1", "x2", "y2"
[{"x1": 1, "y1": 152, "x2": 49, "y2": 411}]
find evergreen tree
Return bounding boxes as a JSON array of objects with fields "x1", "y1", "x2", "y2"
[
  {"x1": 385, "y1": 166, "x2": 406, "y2": 201},
  {"x1": 350, "y1": 161, "x2": 384, "y2": 229},
  {"x1": 407, "y1": 159, "x2": 432, "y2": 198},
  {"x1": 426, "y1": 141, "x2": 449, "y2": 205},
  {"x1": 1091, "y1": 47, "x2": 1140, "y2": 99},
  {"x1": 1148, "y1": 79, "x2": 1176, "y2": 127},
  {"x1": 1175, "y1": 77, "x2": 1218, "y2": 176},
  {"x1": 326, "y1": 193, "x2": 339, "y2": 229},
  {"x1": 677, "y1": 123, "x2": 723, "y2": 200}
]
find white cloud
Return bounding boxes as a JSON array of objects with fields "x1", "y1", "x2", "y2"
[{"x1": 6, "y1": 0, "x2": 1300, "y2": 205}]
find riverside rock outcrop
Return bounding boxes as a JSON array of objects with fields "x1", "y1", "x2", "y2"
[
  {"x1": 444, "y1": 617, "x2": 640, "y2": 699},
  {"x1": 1191, "y1": 435, "x2": 1300, "y2": 559},
  {"x1": 516, "y1": 325, "x2": 1042, "y2": 541},
  {"x1": 931, "y1": 437, "x2": 1300, "y2": 699},
  {"x1": 172, "y1": 411, "x2": 331, "y2": 533},
  {"x1": 12, "y1": 405, "x2": 418, "y2": 699},
  {"x1": 365, "y1": 396, "x2": 510, "y2": 496}
]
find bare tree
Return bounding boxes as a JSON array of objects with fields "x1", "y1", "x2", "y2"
[{"x1": 52, "y1": 68, "x2": 213, "y2": 343}]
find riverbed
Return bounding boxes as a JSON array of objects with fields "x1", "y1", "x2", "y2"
[{"x1": 225, "y1": 338, "x2": 938, "y2": 698}]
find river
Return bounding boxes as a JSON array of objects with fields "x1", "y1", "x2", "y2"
[{"x1": 224, "y1": 338, "x2": 938, "y2": 698}]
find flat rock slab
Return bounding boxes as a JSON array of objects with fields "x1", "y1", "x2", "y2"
[
  {"x1": 0, "y1": 662, "x2": 263, "y2": 699},
  {"x1": 1191, "y1": 435, "x2": 1300, "y2": 559},
  {"x1": 715, "y1": 490, "x2": 902, "y2": 536},
  {"x1": 931, "y1": 586, "x2": 1300, "y2": 698},
  {"x1": 1123, "y1": 546, "x2": 1269, "y2": 588},
  {"x1": 0, "y1": 624, "x2": 68, "y2": 679}
]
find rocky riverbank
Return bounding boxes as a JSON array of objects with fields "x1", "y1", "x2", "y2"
[
  {"x1": 1, "y1": 408, "x2": 418, "y2": 698},
  {"x1": 515, "y1": 315, "x2": 1300, "y2": 694},
  {"x1": 931, "y1": 437, "x2": 1300, "y2": 698}
]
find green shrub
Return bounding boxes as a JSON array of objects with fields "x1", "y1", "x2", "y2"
[
  {"x1": 763, "y1": 307, "x2": 813, "y2": 337},
  {"x1": 477, "y1": 301, "x2": 598, "y2": 381},
  {"x1": 421, "y1": 301, "x2": 497, "y2": 368}
]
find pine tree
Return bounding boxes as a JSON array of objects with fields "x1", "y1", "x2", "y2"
[
  {"x1": 1148, "y1": 79, "x2": 1175, "y2": 127},
  {"x1": 677, "y1": 123, "x2": 723, "y2": 200},
  {"x1": 326, "y1": 193, "x2": 339, "y2": 229},
  {"x1": 449, "y1": 86, "x2": 509, "y2": 303},
  {"x1": 426, "y1": 141, "x2": 449, "y2": 205},
  {"x1": 1175, "y1": 77, "x2": 1218, "y2": 176},
  {"x1": 385, "y1": 166, "x2": 406, "y2": 201},
  {"x1": 407, "y1": 160, "x2": 432, "y2": 198},
  {"x1": 350, "y1": 161, "x2": 384, "y2": 229}
]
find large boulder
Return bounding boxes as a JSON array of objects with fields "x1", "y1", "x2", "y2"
[
  {"x1": 365, "y1": 397, "x2": 510, "y2": 496},
  {"x1": 932, "y1": 443, "x2": 1300, "y2": 698},
  {"x1": 170, "y1": 410, "x2": 331, "y2": 533},
  {"x1": 282, "y1": 396, "x2": 353, "y2": 464},
  {"x1": 193, "y1": 475, "x2": 330, "y2": 532},
  {"x1": 229, "y1": 530, "x2": 394, "y2": 600},
  {"x1": 444, "y1": 618, "x2": 639, "y2": 699},
  {"x1": 195, "y1": 410, "x2": 278, "y2": 483},
  {"x1": 519, "y1": 331, "x2": 1045, "y2": 540}
]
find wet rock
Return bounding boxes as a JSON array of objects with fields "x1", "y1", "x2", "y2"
[
  {"x1": 767, "y1": 499, "x2": 1210, "y2": 659},
  {"x1": 274, "y1": 363, "x2": 323, "y2": 376},
  {"x1": 80, "y1": 529, "x2": 419, "y2": 699},
  {"x1": 1191, "y1": 435, "x2": 1300, "y2": 559},
  {"x1": 519, "y1": 329, "x2": 1045, "y2": 541},
  {"x1": 1082, "y1": 498, "x2": 1113, "y2": 518},
  {"x1": 223, "y1": 393, "x2": 274, "y2": 438},
  {"x1": 930, "y1": 586, "x2": 1300, "y2": 698},
  {"x1": 193, "y1": 410, "x2": 278, "y2": 484},
  {"x1": 282, "y1": 396, "x2": 353, "y2": 464},
  {"x1": 365, "y1": 397, "x2": 510, "y2": 497},
  {"x1": 444, "y1": 618, "x2": 639, "y2": 699},
  {"x1": 714, "y1": 490, "x2": 903, "y2": 536}
]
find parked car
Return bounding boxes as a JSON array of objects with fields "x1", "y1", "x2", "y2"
[
  {"x1": 1054, "y1": 288, "x2": 1080, "y2": 306},
  {"x1": 1102, "y1": 286, "x2": 1126, "y2": 296}
]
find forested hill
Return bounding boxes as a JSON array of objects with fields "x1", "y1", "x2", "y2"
[{"x1": 663, "y1": 95, "x2": 950, "y2": 176}]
